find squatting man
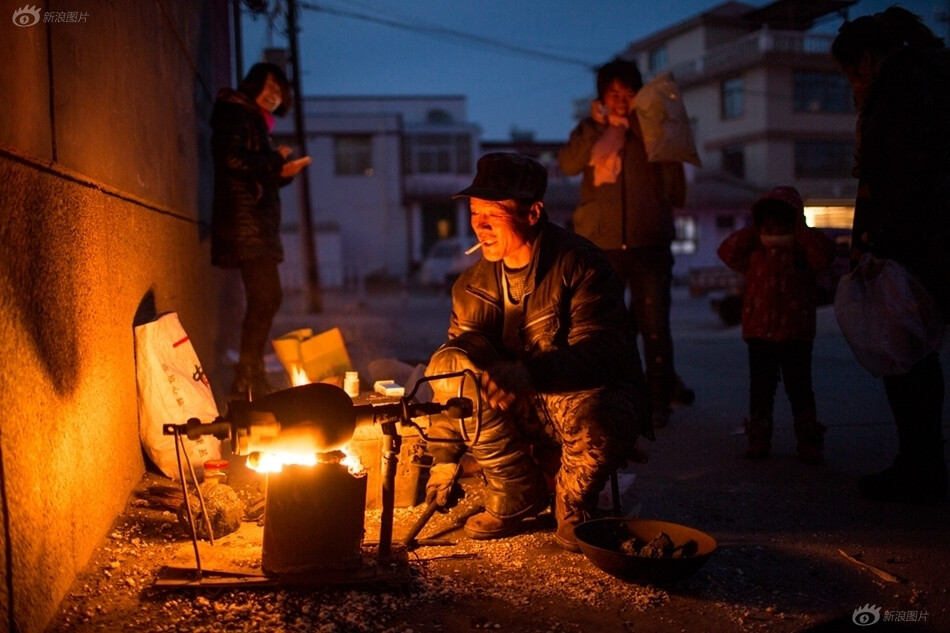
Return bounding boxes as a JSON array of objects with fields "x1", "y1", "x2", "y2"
[{"x1": 422, "y1": 152, "x2": 653, "y2": 552}]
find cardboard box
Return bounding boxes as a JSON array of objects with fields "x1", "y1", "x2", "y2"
[{"x1": 272, "y1": 327, "x2": 353, "y2": 384}]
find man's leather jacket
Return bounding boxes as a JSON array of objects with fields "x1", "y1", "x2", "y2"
[{"x1": 445, "y1": 218, "x2": 652, "y2": 437}]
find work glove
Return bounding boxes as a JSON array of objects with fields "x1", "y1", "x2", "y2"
[{"x1": 425, "y1": 462, "x2": 464, "y2": 512}]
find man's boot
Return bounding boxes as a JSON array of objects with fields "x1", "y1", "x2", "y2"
[
  {"x1": 424, "y1": 336, "x2": 550, "y2": 539},
  {"x1": 554, "y1": 492, "x2": 590, "y2": 553},
  {"x1": 440, "y1": 367, "x2": 548, "y2": 540},
  {"x1": 744, "y1": 416, "x2": 772, "y2": 459},
  {"x1": 460, "y1": 401, "x2": 549, "y2": 540},
  {"x1": 794, "y1": 409, "x2": 826, "y2": 465},
  {"x1": 461, "y1": 385, "x2": 550, "y2": 539},
  {"x1": 464, "y1": 474, "x2": 550, "y2": 539}
]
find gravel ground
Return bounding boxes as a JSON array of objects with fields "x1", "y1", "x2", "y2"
[
  {"x1": 43, "y1": 456, "x2": 949, "y2": 633},
  {"x1": 45, "y1": 289, "x2": 950, "y2": 633},
  {"x1": 46, "y1": 468, "x2": 678, "y2": 633}
]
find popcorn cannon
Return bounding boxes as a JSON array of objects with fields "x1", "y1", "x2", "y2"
[{"x1": 159, "y1": 371, "x2": 479, "y2": 586}]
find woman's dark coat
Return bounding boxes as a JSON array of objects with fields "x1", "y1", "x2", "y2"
[{"x1": 210, "y1": 88, "x2": 289, "y2": 268}]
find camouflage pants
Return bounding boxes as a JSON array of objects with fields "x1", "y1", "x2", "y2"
[
  {"x1": 424, "y1": 337, "x2": 639, "y2": 518},
  {"x1": 530, "y1": 389, "x2": 639, "y2": 516}
]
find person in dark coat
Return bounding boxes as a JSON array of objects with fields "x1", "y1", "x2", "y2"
[
  {"x1": 557, "y1": 58, "x2": 692, "y2": 429},
  {"x1": 718, "y1": 186, "x2": 835, "y2": 463},
  {"x1": 210, "y1": 63, "x2": 311, "y2": 400},
  {"x1": 832, "y1": 7, "x2": 949, "y2": 504},
  {"x1": 423, "y1": 153, "x2": 651, "y2": 552}
]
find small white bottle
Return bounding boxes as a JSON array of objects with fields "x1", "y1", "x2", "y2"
[{"x1": 343, "y1": 371, "x2": 360, "y2": 398}]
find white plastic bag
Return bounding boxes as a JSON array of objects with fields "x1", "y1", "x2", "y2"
[
  {"x1": 834, "y1": 255, "x2": 945, "y2": 377},
  {"x1": 635, "y1": 72, "x2": 702, "y2": 166},
  {"x1": 134, "y1": 312, "x2": 221, "y2": 479}
]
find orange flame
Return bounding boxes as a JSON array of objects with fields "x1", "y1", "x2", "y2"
[
  {"x1": 245, "y1": 441, "x2": 366, "y2": 476},
  {"x1": 339, "y1": 448, "x2": 366, "y2": 476},
  {"x1": 247, "y1": 450, "x2": 317, "y2": 473},
  {"x1": 289, "y1": 364, "x2": 310, "y2": 387},
  {"x1": 245, "y1": 366, "x2": 366, "y2": 475}
]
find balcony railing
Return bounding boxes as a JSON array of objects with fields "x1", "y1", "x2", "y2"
[{"x1": 667, "y1": 30, "x2": 837, "y2": 81}]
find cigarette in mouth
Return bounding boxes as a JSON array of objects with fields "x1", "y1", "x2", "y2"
[{"x1": 465, "y1": 242, "x2": 482, "y2": 255}]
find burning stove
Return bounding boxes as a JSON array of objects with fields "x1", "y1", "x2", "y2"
[
  {"x1": 261, "y1": 459, "x2": 367, "y2": 576},
  {"x1": 156, "y1": 374, "x2": 477, "y2": 589}
]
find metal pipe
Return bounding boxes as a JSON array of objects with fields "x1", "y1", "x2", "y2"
[{"x1": 376, "y1": 424, "x2": 400, "y2": 564}]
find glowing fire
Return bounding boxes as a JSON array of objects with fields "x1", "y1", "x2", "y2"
[
  {"x1": 289, "y1": 364, "x2": 310, "y2": 387},
  {"x1": 339, "y1": 449, "x2": 364, "y2": 476},
  {"x1": 247, "y1": 450, "x2": 318, "y2": 472},
  {"x1": 243, "y1": 418, "x2": 366, "y2": 475},
  {"x1": 248, "y1": 446, "x2": 365, "y2": 476},
  {"x1": 244, "y1": 367, "x2": 366, "y2": 475}
]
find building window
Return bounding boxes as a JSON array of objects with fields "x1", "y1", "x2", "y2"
[
  {"x1": 722, "y1": 145, "x2": 745, "y2": 179},
  {"x1": 721, "y1": 76, "x2": 744, "y2": 119},
  {"x1": 794, "y1": 140, "x2": 854, "y2": 178},
  {"x1": 672, "y1": 215, "x2": 697, "y2": 255},
  {"x1": 405, "y1": 133, "x2": 472, "y2": 175},
  {"x1": 418, "y1": 135, "x2": 452, "y2": 173},
  {"x1": 649, "y1": 45, "x2": 667, "y2": 72},
  {"x1": 334, "y1": 135, "x2": 372, "y2": 176},
  {"x1": 793, "y1": 71, "x2": 853, "y2": 113}
]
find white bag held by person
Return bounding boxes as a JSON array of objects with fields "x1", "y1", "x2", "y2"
[
  {"x1": 634, "y1": 71, "x2": 702, "y2": 167},
  {"x1": 134, "y1": 312, "x2": 222, "y2": 479},
  {"x1": 834, "y1": 255, "x2": 945, "y2": 377}
]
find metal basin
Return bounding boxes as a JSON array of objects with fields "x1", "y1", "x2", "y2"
[{"x1": 574, "y1": 518, "x2": 717, "y2": 585}]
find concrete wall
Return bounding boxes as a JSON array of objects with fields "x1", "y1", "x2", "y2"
[{"x1": 0, "y1": 1, "x2": 233, "y2": 631}]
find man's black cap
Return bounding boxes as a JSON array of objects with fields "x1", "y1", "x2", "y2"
[{"x1": 454, "y1": 152, "x2": 547, "y2": 202}]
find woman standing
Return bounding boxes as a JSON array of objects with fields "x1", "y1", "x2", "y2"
[{"x1": 210, "y1": 63, "x2": 311, "y2": 399}]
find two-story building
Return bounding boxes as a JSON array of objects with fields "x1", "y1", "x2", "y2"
[
  {"x1": 272, "y1": 94, "x2": 480, "y2": 290},
  {"x1": 613, "y1": 0, "x2": 859, "y2": 280}
]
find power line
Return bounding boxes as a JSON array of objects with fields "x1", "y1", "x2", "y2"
[{"x1": 298, "y1": 1, "x2": 598, "y2": 70}]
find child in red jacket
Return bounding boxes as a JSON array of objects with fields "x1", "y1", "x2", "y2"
[{"x1": 718, "y1": 186, "x2": 836, "y2": 463}]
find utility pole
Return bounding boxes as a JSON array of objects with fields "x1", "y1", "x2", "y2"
[
  {"x1": 232, "y1": 0, "x2": 244, "y2": 85},
  {"x1": 286, "y1": 0, "x2": 323, "y2": 313}
]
